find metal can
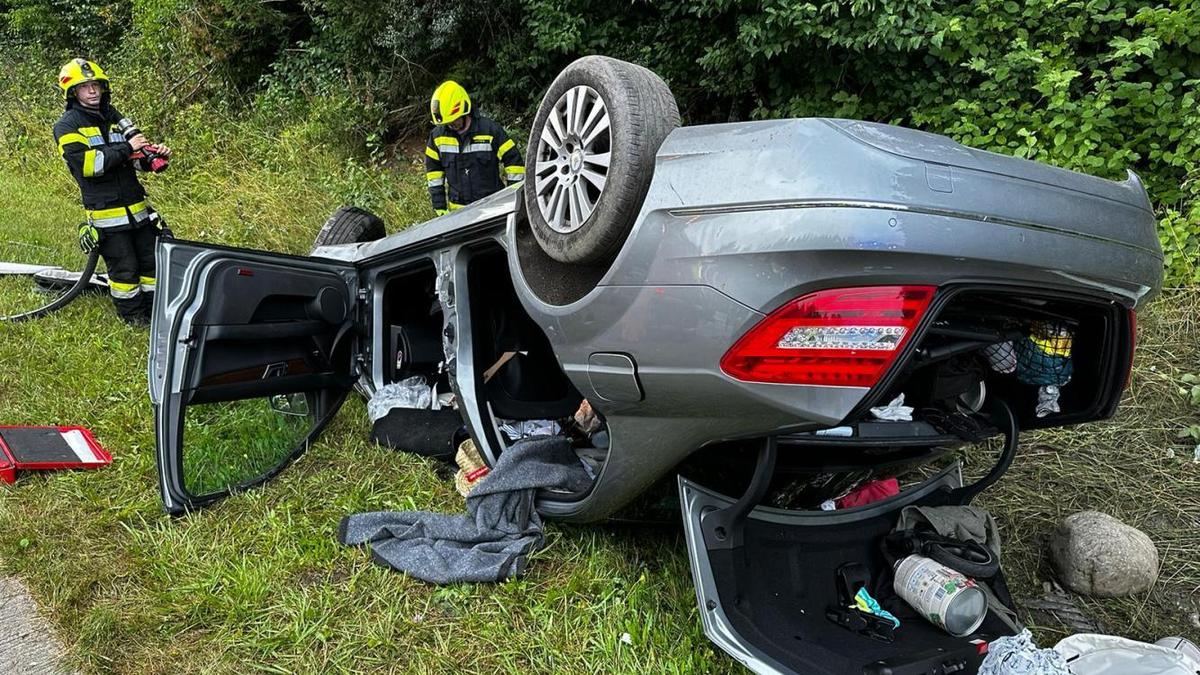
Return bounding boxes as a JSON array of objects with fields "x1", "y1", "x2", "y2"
[{"x1": 893, "y1": 554, "x2": 988, "y2": 636}]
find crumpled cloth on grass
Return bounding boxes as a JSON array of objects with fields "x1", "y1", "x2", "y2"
[
  {"x1": 338, "y1": 436, "x2": 591, "y2": 584},
  {"x1": 980, "y1": 630, "x2": 1070, "y2": 675}
]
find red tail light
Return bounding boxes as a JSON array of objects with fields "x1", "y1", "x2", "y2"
[{"x1": 720, "y1": 286, "x2": 937, "y2": 387}]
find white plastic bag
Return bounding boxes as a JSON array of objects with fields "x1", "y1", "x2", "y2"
[
  {"x1": 1055, "y1": 634, "x2": 1200, "y2": 675},
  {"x1": 870, "y1": 394, "x2": 914, "y2": 422},
  {"x1": 980, "y1": 630, "x2": 1070, "y2": 675},
  {"x1": 498, "y1": 419, "x2": 561, "y2": 441},
  {"x1": 367, "y1": 376, "x2": 433, "y2": 422}
]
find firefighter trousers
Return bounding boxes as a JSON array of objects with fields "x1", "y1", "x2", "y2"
[{"x1": 97, "y1": 223, "x2": 158, "y2": 322}]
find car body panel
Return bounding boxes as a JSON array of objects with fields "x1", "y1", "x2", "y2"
[
  {"x1": 606, "y1": 119, "x2": 1158, "y2": 312},
  {"x1": 829, "y1": 119, "x2": 1153, "y2": 213},
  {"x1": 312, "y1": 185, "x2": 523, "y2": 264}
]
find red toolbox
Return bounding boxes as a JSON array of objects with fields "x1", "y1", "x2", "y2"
[{"x1": 0, "y1": 426, "x2": 111, "y2": 484}]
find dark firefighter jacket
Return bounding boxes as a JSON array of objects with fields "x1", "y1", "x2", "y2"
[
  {"x1": 53, "y1": 97, "x2": 151, "y2": 230},
  {"x1": 425, "y1": 114, "x2": 524, "y2": 212}
]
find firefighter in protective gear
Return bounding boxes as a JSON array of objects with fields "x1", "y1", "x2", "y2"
[
  {"x1": 425, "y1": 81, "x2": 523, "y2": 216},
  {"x1": 53, "y1": 58, "x2": 173, "y2": 325}
]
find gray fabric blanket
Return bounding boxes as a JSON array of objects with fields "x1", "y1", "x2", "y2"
[
  {"x1": 338, "y1": 435, "x2": 592, "y2": 584},
  {"x1": 896, "y1": 505, "x2": 1001, "y2": 557}
]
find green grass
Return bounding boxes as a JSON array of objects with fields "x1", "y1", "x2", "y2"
[{"x1": 1, "y1": 107, "x2": 1198, "y2": 673}]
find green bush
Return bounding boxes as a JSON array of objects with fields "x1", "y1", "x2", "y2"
[
  {"x1": 1, "y1": 0, "x2": 128, "y2": 53},
  {"x1": 129, "y1": 0, "x2": 306, "y2": 102},
  {"x1": 490, "y1": 0, "x2": 1200, "y2": 284},
  {"x1": 4, "y1": 0, "x2": 1198, "y2": 283}
]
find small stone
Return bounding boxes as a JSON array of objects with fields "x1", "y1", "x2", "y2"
[{"x1": 1050, "y1": 511, "x2": 1159, "y2": 598}]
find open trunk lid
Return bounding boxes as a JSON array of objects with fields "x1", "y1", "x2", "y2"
[{"x1": 679, "y1": 429, "x2": 1021, "y2": 675}]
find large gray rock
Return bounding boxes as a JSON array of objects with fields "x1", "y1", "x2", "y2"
[{"x1": 1050, "y1": 511, "x2": 1159, "y2": 598}]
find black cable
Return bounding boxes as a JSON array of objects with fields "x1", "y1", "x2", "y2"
[
  {"x1": 1, "y1": 248, "x2": 101, "y2": 323},
  {"x1": 919, "y1": 533, "x2": 1000, "y2": 578},
  {"x1": 949, "y1": 397, "x2": 1019, "y2": 506},
  {"x1": 883, "y1": 529, "x2": 1001, "y2": 579}
]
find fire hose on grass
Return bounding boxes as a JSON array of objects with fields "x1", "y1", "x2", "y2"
[{"x1": 0, "y1": 247, "x2": 102, "y2": 323}]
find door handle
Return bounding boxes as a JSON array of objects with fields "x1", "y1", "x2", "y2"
[{"x1": 262, "y1": 362, "x2": 289, "y2": 379}]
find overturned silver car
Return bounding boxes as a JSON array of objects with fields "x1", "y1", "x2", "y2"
[{"x1": 149, "y1": 56, "x2": 1163, "y2": 674}]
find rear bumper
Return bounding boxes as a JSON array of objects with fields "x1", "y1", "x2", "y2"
[
  {"x1": 606, "y1": 117, "x2": 1161, "y2": 313},
  {"x1": 616, "y1": 202, "x2": 1160, "y2": 313}
]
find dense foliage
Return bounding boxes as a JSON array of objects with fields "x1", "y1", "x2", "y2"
[{"x1": 3, "y1": 0, "x2": 1197, "y2": 282}]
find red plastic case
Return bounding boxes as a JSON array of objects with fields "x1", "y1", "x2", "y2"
[{"x1": 0, "y1": 426, "x2": 112, "y2": 484}]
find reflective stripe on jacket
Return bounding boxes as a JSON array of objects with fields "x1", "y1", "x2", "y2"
[
  {"x1": 424, "y1": 114, "x2": 523, "y2": 212},
  {"x1": 53, "y1": 99, "x2": 149, "y2": 230}
]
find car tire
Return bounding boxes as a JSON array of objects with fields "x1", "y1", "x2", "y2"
[
  {"x1": 311, "y1": 206, "x2": 387, "y2": 252},
  {"x1": 524, "y1": 56, "x2": 679, "y2": 264}
]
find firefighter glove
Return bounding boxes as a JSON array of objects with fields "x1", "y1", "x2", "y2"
[
  {"x1": 78, "y1": 222, "x2": 99, "y2": 253},
  {"x1": 149, "y1": 209, "x2": 172, "y2": 239}
]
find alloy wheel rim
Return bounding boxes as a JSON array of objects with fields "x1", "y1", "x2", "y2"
[{"x1": 532, "y1": 85, "x2": 611, "y2": 234}]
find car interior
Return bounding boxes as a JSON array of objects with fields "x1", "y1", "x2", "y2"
[{"x1": 375, "y1": 244, "x2": 604, "y2": 491}]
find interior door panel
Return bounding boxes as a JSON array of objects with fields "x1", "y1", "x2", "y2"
[{"x1": 152, "y1": 240, "x2": 357, "y2": 513}]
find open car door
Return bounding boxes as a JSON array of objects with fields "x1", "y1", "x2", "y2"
[{"x1": 149, "y1": 239, "x2": 358, "y2": 514}]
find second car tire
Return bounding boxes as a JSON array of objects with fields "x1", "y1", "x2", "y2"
[
  {"x1": 311, "y1": 206, "x2": 387, "y2": 252},
  {"x1": 524, "y1": 56, "x2": 680, "y2": 265}
]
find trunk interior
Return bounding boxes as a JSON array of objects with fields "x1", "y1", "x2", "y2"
[
  {"x1": 868, "y1": 287, "x2": 1132, "y2": 432},
  {"x1": 681, "y1": 470, "x2": 1010, "y2": 675},
  {"x1": 687, "y1": 287, "x2": 1130, "y2": 508}
]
